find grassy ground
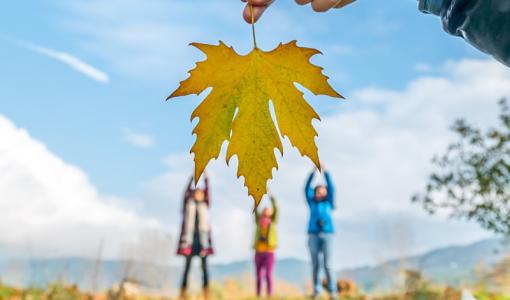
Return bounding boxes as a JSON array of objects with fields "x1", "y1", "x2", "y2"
[{"x1": 1, "y1": 282, "x2": 509, "y2": 300}]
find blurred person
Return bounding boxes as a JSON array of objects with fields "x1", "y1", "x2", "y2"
[
  {"x1": 305, "y1": 166, "x2": 336, "y2": 299},
  {"x1": 241, "y1": 0, "x2": 510, "y2": 67},
  {"x1": 177, "y1": 174, "x2": 214, "y2": 298},
  {"x1": 253, "y1": 194, "x2": 279, "y2": 298}
]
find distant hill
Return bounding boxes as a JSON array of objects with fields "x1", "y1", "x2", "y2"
[
  {"x1": 338, "y1": 238, "x2": 510, "y2": 292},
  {"x1": 0, "y1": 238, "x2": 508, "y2": 293},
  {"x1": 0, "y1": 257, "x2": 308, "y2": 292},
  {"x1": 213, "y1": 238, "x2": 510, "y2": 293}
]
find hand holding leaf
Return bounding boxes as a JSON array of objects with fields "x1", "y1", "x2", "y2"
[{"x1": 169, "y1": 4, "x2": 342, "y2": 206}]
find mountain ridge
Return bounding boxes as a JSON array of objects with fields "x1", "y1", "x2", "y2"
[{"x1": 0, "y1": 238, "x2": 507, "y2": 293}]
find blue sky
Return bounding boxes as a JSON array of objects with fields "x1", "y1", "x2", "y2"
[
  {"x1": 0, "y1": 0, "x2": 507, "y2": 268},
  {"x1": 0, "y1": 0, "x2": 482, "y2": 196}
]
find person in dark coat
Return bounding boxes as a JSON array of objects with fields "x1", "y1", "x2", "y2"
[{"x1": 177, "y1": 174, "x2": 213, "y2": 298}]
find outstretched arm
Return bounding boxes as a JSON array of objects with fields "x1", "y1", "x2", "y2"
[
  {"x1": 185, "y1": 176, "x2": 193, "y2": 194},
  {"x1": 183, "y1": 176, "x2": 193, "y2": 212},
  {"x1": 242, "y1": 0, "x2": 510, "y2": 68},
  {"x1": 323, "y1": 171, "x2": 335, "y2": 209},
  {"x1": 305, "y1": 170, "x2": 315, "y2": 204},
  {"x1": 204, "y1": 173, "x2": 211, "y2": 206},
  {"x1": 271, "y1": 196, "x2": 278, "y2": 223}
]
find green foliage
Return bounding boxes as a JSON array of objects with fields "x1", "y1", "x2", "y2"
[
  {"x1": 0, "y1": 283, "x2": 20, "y2": 298},
  {"x1": 474, "y1": 290, "x2": 510, "y2": 300},
  {"x1": 45, "y1": 283, "x2": 82, "y2": 300},
  {"x1": 413, "y1": 99, "x2": 510, "y2": 236}
]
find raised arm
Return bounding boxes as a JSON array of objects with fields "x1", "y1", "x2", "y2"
[
  {"x1": 323, "y1": 171, "x2": 335, "y2": 209},
  {"x1": 204, "y1": 173, "x2": 211, "y2": 206},
  {"x1": 305, "y1": 170, "x2": 315, "y2": 204},
  {"x1": 271, "y1": 196, "x2": 278, "y2": 223},
  {"x1": 185, "y1": 176, "x2": 193, "y2": 194},
  {"x1": 182, "y1": 176, "x2": 194, "y2": 213}
]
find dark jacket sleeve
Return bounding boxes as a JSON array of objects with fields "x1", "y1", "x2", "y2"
[
  {"x1": 419, "y1": 0, "x2": 510, "y2": 67},
  {"x1": 183, "y1": 177, "x2": 193, "y2": 213}
]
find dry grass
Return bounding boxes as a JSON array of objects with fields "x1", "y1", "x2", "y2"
[{"x1": 0, "y1": 281, "x2": 469, "y2": 300}]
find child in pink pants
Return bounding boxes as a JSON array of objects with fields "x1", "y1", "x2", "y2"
[{"x1": 253, "y1": 196, "x2": 278, "y2": 297}]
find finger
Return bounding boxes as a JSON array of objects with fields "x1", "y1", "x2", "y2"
[
  {"x1": 295, "y1": 0, "x2": 312, "y2": 5},
  {"x1": 242, "y1": 0, "x2": 274, "y2": 23},
  {"x1": 311, "y1": 0, "x2": 339, "y2": 12},
  {"x1": 243, "y1": 4, "x2": 269, "y2": 23}
]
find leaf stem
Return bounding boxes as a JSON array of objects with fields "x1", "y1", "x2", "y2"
[{"x1": 249, "y1": 4, "x2": 258, "y2": 49}]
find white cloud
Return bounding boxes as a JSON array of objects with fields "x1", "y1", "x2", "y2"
[
  {"x1": 57, "y1": 0, "x2": 239, "y2": 83},
  {"x1": 123, "y1": 129, "x2": 155, "y2": 148},
  {"x1": 144, "y1": 58, "x2": 509, "y2": 268},
  {"x1": 0, "y1": 116, "x2": 160, "y2": 260},
  {"x1": 17, "y1": 40, "x2": 109, "y2": 83},
  {"x1": 56, "y1": 0, "x2": 322, "y2": 83}
]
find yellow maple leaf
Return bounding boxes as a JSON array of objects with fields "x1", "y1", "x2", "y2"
[{"x1": 168, "y1": 41, "x2": 342, "y2": 205}]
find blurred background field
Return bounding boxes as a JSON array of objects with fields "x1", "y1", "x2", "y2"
[
  {"x1": 2, "y1": 1, "x2": 510, "y2": 300},
  {"x1": 0, "y1": 238, "x2": 509, "y2": 300}
]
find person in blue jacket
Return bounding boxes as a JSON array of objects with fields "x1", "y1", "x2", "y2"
[
  {"x1": 304, "y1": 166, "x2": 336, "y2": 299},
  {"x1": 241, "y1": 0, "x2": 510, "y2": 67}
]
